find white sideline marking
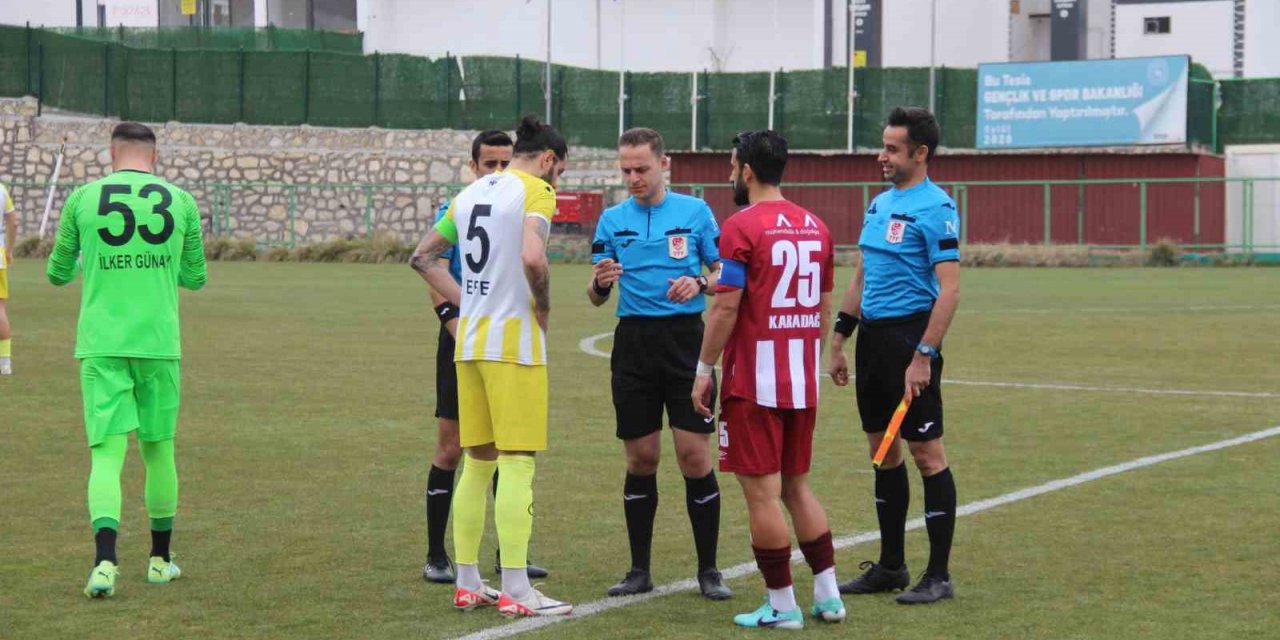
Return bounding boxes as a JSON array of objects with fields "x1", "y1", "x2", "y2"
[
  {"x1": 576, "y1": 332, "x2": 1280, "y2": 399},
  {"x1": 453, "y1": 425, "x2": 1280, "y2": 639},
  {"x1": 966, "y1": 303, "x2": 1280, "y2": 315}
]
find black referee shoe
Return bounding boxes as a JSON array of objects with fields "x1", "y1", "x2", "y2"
[
  {"x1": 896, "y1": 572, "x2": 954, "y2": 605},
  {"x1": 606, "y1": 569, "x2": 654, "y2": 597},
  {"x1": 422, "y1": 555, "x2": 455, "y2": 584},
  {"x1": 494, "y1": 551, "x2": 550, "y2": 579},
  {"x1": 838, "y1": 560, "x2": 911, "y2": 594},
  {"x1": 697, "y1": 568, "x2": 732, "y2": 600}
]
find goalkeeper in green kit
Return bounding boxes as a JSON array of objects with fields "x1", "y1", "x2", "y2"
[{"x1": 46, "y1": 123, "x2": 207, "y2": 599}]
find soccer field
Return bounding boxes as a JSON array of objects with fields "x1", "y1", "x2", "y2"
[{"x1": 1, "y1": 261, "x2": 1278, "y2": 639}]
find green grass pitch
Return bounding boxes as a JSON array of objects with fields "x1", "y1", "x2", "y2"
[{"x1": 1, "y1": 261, "x2": 1277, "y2": 639}]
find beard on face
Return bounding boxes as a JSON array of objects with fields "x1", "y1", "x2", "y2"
[{"x1": 732, "y1": 173, "x2": 750, "y2": 206}]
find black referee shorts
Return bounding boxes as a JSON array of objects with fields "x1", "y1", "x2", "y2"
[
  {"x1": 611, "y1": 314, "x2": 716, "y2": 440},
  {"x1": 434, "y1": 324, "x2": 459, "y2": 421},
  {"x1": 855, "y1": 311, "x2": 944, "y2": 442}
]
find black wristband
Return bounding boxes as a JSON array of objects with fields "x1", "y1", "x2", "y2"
[
  {"x1": 695, "y1": 275, "x2": 709, "y2": 293},
  {"x1": 834, "y1": 311, "x2": 859, "y2": 338},
  {"x1": 434, "y1": 301, "x2": 460, "y2": 323},
  {"x1": 592, "y1": 278, "x2": 613, "y2": 298}
]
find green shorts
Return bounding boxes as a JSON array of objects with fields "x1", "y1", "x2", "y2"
[{"x1": 80, "y1": 357, "x2": 181, "y2": 448}]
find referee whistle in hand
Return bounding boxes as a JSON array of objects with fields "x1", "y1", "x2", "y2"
[{"x1": 593, "y1": 258, "x2": 623, "y2": 287}]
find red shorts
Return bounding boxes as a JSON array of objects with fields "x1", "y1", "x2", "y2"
[{"x1": 717, "y1": 397, "x2": 817, "y2": 476}]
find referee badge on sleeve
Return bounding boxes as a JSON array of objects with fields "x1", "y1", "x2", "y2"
[
  {"x1": 886, "y1": 220, "x2": 906, "y2": 244},
  {"x1": 668, "y1": 236, "x2": 689, "y2": 259}
]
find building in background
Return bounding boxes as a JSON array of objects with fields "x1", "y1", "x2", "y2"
[{"x1": 0, "y1": 1, "x2": 1273, "y2": 77}]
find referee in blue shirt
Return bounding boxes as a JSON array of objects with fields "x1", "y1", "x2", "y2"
[
  {"x1": 829, "y1": 107, "x2": 961, "y2": 605},
  {"x1": 589, "y1": 128, "x2": 731, "y2": 600}
]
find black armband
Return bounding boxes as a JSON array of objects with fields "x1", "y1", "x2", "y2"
[
  {"x1": 834, "y1": 311, "x2": 859, "y2": 338},
  {"x1": 434, "y1": 301, "x2": 460, "y2": 323},
  {"x1": 592, "y1": 278, "x2": 613, "y2": 298}
]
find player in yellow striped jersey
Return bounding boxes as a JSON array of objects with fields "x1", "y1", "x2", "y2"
[
  {"x1": 410, "y1": 115, "x2": 570, "y2": 617},
  {"x1": 0, "y1": 181, "x2": 16, "y2": 375}
]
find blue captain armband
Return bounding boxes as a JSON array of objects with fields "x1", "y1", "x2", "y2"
[{"x1": 718, "y1": 259, "x2": 746, "y2": 289}]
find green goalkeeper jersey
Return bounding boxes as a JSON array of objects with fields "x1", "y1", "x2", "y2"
[{"x1": 47, "y1": 170, "x2": 207, "y2": 359}]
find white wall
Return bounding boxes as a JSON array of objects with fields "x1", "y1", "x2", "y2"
[
  {"x1": 880, "y1": 0, "x2": 1010, "y2": 67},
  {"x1": 1114, "y1": 1, "x2": 1233, "y2": 76},
  {"x1": 360, "y1": 0, "x2": 827, "y2": 72},
  {"x1": 1225, "y1": 145, "x2": 1280, "y2": 253},
  {"x1": 0, "y1": 0, "x2": 78, "y2": 27},
  {"x1": 1244, "y1": 0, "x2": 1280, "y2": 78}
]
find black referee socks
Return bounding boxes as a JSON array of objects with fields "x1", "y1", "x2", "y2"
[
  {"x1": 623, "y1": 472, "x2": 659, "y2": 572},
  {"x1": 874, "y1": 462, "x2": 910, "y2": 570},
  {"x1": 684, "y1": 472, "x2": 721, "y2": 572},
  {"x1": 426, "y1": 465, "x2": 456, "y2": 559},
  {"x1": 923, "y1": 467, "x2": 956, "y2": 580}
]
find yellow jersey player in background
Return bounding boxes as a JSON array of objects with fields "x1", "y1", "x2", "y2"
[
  {"x1": 411, "y1": 114, "x2": 570, "y2": 617},
  {"x1": 0, "y1": 181, "x2": 16, "y2": 375}
]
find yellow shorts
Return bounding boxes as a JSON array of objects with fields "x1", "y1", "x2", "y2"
[
  {"x1": 0, "y1": 267, "x2": 8, "y2": 300},
  {"x1": 456, "y1": 360, "x2": 548, "y2": 451}
]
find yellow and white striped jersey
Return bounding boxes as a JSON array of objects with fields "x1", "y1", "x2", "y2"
[
  {"x1": 441, "y1": 169, "x2": 555, "y2": 366},
  {"x1": 0, "y1": 183, "x2": 14, "y2": 270}
]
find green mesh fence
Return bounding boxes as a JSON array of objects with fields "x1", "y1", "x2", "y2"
[
  {"x1": 627, "y1": 71, "x2": 691, "y2": 150},
  {"x1": 780, "y1": 68, "x2": 847, "y2": 150},
  {"x1": 120, "y1": 47, "x2": 175, "y2": 122},
  {"x1": 853, "y1": 67, "x2": 931, "y2": 148},
  {"x1": 1, "y1": 24, "x2": 1269, "y2": 152},
  {"x1": 557, "y1": 65, "x2": 619, "y2": 148},
  {"x1": 176, "y1": 49, "x2": 240, "y2": 123},
  {"x1": 309, "y1": 51, "x2": 375, "y2": 127},
  {"x1": 1217, "y1": 78, "x2": 1280, "y2": 147},
  {"x1": 242, "y1": 51, "x2": 306, "y2": 125},
  {"x1": 45, "y1": 26, "x2": 362, "y2": 52},
  {"x1": 0, "y1": 25, "x2": 29, "y2": 97},
  {"x1": 455, "y1": 56, "x2": 519, "y2": 131},
  {"x1": 937, "y1": 68, "x2": 976, "y2": 148},
  {"x1": 39, "y1": 32, "x2": 110, "y2": 114},
  {"x1": 378, "y1": 53, "x2": 450, "y2": 129},
  {"x1": 701, "y1": 71, "x2": 769, "y2": 149}
]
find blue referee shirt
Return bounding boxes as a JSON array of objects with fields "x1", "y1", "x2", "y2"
[
  {"x1": 434, "y1": 200, "x2": 463, "y2": 284},
  {"x1": 858, "y1": 178, "x2": 960, "y2": 321},
  {"x1": 592, "y1": 191, "x2": 720, "y2": 317}
]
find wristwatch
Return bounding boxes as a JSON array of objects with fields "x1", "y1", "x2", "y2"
[
  {"x1": 915, "y1": 343, "x2": 940, "y2": 360},
  {"x1": 695, "y1": 275, "x2": 709, "y2": 293}
]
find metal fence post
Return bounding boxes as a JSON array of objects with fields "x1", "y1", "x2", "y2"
[
  {"x1": 102, "y1": 43, "x2": 110, "y2": 115},
  {"x1": 238, "y1": 47, "x2": 246, "y2": 122},
  {"x1": 37, "y1": 43, "x2": 44, "y2": 117},
  {"x1": 1138, "y1": 181, "x2": 1148, "y2": 251},
  {"x1": 444, "y1": 52, "x2": 452, "y2": 128},
  {"x1": 690, "y1": 71, "x2": 699, "y2": 151},
  {"x1": 767, "y1": 70, "x2": 776, "y2": 130},
  {"x1": 1076, "y1": 182, "x2": 1085, "y2": 245},
  {"x1": 373, "y1": 51, "x2": 382, "y2": 126},
  {"x1": 25, "y1": 23, "x2": 32, "y2": 96},
  {"x1": 960, "y1": 185, "x2": 969, "y2": 245},
  {"x1": 1042, "y1": 183, "x2": 1052, "y2": 245},
  {"x1": 289, "y1": 185, "x2": 297, "y2": 248},
  {"x1": 364, "y1": 186, "x2": 373, "y2": 239},
  {"x1": 303, "y1": 49, "x2": 311, "y2": 124},
  {"x1": 1244, "y1": 179, "x2": 1254, "y2": 255},
  {"x1": 171, "y1": 47, "x2": 178, "y2": 120},
  {"x1": 1193, "y1": 179, "x2": 1201, "y2": 245},
  {"x1": 515, "y1": 54, "x2": 522, "y2": 120}
]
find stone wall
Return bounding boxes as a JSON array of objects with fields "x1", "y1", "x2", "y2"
[{"x1": 0, "y1": 97, "x2": 625, "y2": 245}]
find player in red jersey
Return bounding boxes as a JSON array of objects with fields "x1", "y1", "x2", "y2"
[{"x1": 692, "y1": 130, "x2": 846, "y2": 630}]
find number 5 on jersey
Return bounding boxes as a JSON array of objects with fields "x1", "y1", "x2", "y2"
[{"x1": 465, "y1": 204, "x2": 493, "y2": 296}]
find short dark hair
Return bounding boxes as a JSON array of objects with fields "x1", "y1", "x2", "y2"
[
  {"x1": 618, "y1": 127, "x2": 665, "y2": 157},
  {"x1": 111, "y1": 122, "x2": 156, "y2": 145},
  {"x1": 471, "y1": 129, "x2": 513, "y2": 162},
  {"x1": 731, "y1": 130, "x2": 788, "y2": 185},
  {"x1": 512, "y1": 114, "x2": 567, "y2": 160},
  {"x1": 886, "y1": 107, "x2": 940, "y2": 162}
]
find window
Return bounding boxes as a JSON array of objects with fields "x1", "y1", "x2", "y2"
[{"x1": 1143, "y1": 17, "x2": 1171, "y2": 35}]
